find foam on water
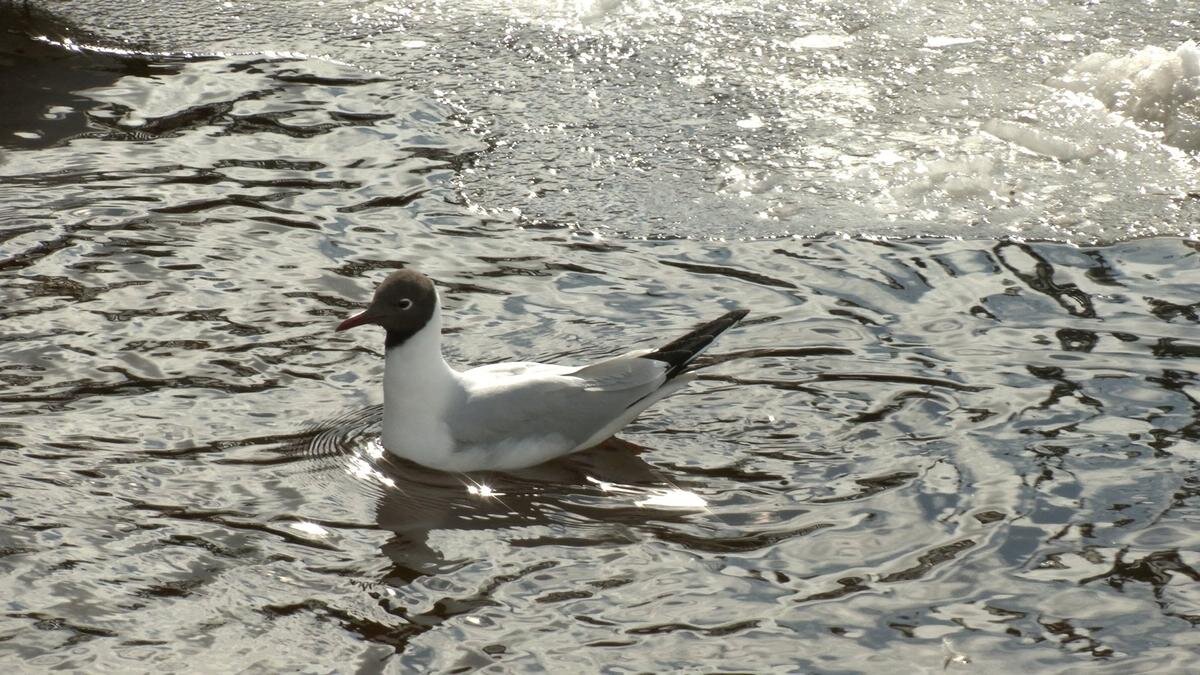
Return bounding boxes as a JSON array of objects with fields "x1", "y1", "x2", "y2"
[
  {"x1": 1054, "y1": 41, "x2": 1200, "y2": 151},
  {"x1": 42, "y1": 0, "x2": 1200, "y2": 242},
  {"x1": 3, "y1": 3, "x2": 1200, "y2": 672},
  {"x1": 979, "y1": 119, "x2": 1099, "y2": 161}
]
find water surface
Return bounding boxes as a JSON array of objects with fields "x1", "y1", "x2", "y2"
[{"x1": 2, "y1": 3, "x2": 1199, "y2": 672}]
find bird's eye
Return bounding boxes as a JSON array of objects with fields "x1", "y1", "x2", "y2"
[{"x1": 398, "y1": 298, "x2": 413, "y2": 310}]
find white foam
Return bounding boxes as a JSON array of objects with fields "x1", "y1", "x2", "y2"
[
  {"x1": 1053, "y1": 41, "x2": 1200, "y2": 150},
  {"x1": 981, "y1": 119, "x2": 1099, "y2": 160},
  {"x1": 891, "y1": 156, "x2": 1005, "y2": 201},
  {"x1": 736, "y1": 114, "x2": 765, "y2": 130},
  {"x1": 786, "y1": 34, "x2": 853, "y2": 50},
  {"x1": 924, "y1": 36, "x2": 978, "y2": 49}
]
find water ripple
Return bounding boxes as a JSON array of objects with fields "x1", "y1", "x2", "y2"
[{"x1": 2, "y1": 5, "x2": 1199, "y2": 671}]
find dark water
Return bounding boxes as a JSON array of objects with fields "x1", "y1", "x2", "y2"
[{"x1": 3, "y1": 5, "x2": 1200, "y2": 672}]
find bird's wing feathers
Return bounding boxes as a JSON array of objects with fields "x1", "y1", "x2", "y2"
[
  {"x1": 447, "y1": 311, "x2": 748, "y2": 455},
  {"x1": 466, "y1": 361, "x2": 574, "y2": 379},
  {"x1": 451, "y1": 356, "x2": 665, "y2": 449},
  {"x1": 567, "y1": 349, "x2": 666, "y2": 392}
]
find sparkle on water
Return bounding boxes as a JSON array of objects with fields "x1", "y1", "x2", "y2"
[{"x1": 2, "y1": 1, "x2": 1200, "y2": 672}]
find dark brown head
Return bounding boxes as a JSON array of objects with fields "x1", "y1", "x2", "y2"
[{"x1": 335, "y1": 269, "x2": 438, "y2": 349}]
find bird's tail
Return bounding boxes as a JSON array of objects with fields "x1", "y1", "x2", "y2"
[{"x1": 641, "y1": 309, "x2": 749, "y2": 380}]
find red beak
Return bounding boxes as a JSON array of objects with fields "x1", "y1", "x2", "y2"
[{"x1": 336, "y1": 310, "x2": 375, "y2": 332}]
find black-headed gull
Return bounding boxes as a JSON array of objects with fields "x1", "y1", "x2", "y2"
[{"x1": 336, "y1": 270, "x2": 748, "y2": 472}]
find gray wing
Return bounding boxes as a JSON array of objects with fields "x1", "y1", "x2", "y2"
[{"x1": 451, "y1": 352, "x2": 670, "y2": 448}]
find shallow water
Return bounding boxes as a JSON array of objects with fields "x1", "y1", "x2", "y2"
[{"x1": 2, "y1": 3, "x2": 1200, "y2": 672}]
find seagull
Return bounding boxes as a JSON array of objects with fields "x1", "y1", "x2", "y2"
[{"x1": 336, "y1": 269, "x2": 748, "y2": 472}]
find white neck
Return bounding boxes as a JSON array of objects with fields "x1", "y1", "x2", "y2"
[
  {"x1": 380, "y1": 307, "x2": 463, "y2": 460},
  {"x1": 383, "y1": 308, "x2": 455, "y2": 384}
]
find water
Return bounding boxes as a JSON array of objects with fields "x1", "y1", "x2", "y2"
[{"x1": 2, "y1": 2, "x2": 1199, "y2": 671}]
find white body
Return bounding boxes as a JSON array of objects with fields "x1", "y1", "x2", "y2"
[{"x1": 380, "y1": 309, "x2": 690, "y2": 471}]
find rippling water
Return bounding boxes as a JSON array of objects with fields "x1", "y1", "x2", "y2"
[{"x1": 2, "y1": 3, "x2": 1199, "y2": 672}]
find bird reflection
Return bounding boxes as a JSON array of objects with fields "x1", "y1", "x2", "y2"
[{"x1": 295, "y1": 416, "x2": 707, "y2": 584}]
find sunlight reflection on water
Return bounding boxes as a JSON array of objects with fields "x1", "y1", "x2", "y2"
[{"x1": 2, "y1": 2, "x2": 1200, "y2": 672}]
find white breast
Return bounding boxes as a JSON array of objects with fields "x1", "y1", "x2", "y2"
[{"x1": 379, "y1": 319, "x2": 462, "y2": 468}]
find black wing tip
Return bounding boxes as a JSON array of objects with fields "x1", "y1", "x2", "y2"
[{"x1": 642, "y1": 307, "x2": 750, "y2": 378}]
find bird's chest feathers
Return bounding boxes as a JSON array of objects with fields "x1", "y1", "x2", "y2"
[
  {"x1": 380, "y1": 340, "x2": 460, "y2": 458},
  {"x1": 380, "y1": 391, "x2": 458, "y2": 463}
]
